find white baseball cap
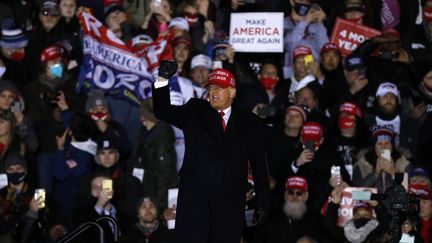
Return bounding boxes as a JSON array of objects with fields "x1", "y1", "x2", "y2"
[
  {"x1": 168, "y1": 17, "x2": 189, "y2": 32},
  {"x1": 191, "y1": 54, "x2": 212, "y2": 70},
  {"x1": 376, "y1": 82, "x2": 400, "y2": 103}
]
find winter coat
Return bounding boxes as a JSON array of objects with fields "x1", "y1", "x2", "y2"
[
  {"x1": 128, "y1": 121, "x2": 178, "y2": 209},
  {"x1": 52, "y1": 142, "x2": 96, "y2": 222},
  {"x1": 353, "y1": 148, "x2": 412, "y2": 192}
]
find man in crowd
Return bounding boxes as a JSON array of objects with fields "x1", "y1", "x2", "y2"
[
  {"x1": 129, "y1": 98, "x2": 178, "y2": 208},
  {"x1": 283, "y1": 0, "x2": 328, "y2": 78},
  {"x1": 120, "y1": 196, "x2": 174, "y2": 243},
  {"x1": 252, "y1": 176, "x2": 321, "y2": 243},
  {"x1": 189, "y1": 54, "x2": 212, "y2": 99},
  {"x1": 0, "y1": 19, "x2": 29, "y2": 90},
  {"x1": 366, "y1": 82, "x2": 404, "y2": 147},
  {"x1": 290, "y1": 122, "x2": 350, "y2": 210},
  {"x1": 286, "y1": 45, "x2": 322, "y2": 103}
]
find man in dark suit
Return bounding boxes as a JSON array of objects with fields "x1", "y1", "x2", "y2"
[{"x1": 152, "y1": 61, "x2": 270, "y2": 243}]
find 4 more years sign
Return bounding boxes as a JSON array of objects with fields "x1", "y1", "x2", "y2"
[
  {"x1": 330, "y1": 18, "x2": 382, "y2": 57},
  {"x1": 229, "y1": 12, "x2": 284, "y2": 53}
]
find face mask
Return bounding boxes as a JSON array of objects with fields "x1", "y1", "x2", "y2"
[
  {"x1": 338, "y1": 116, "x2": 356, "y2": 129},
  {"x1": 49, "y1": 63, "x2": 64, "y2": 78},
  {"x1": 7, "y1": 172, "x2": 26, "y2": 185},
  {"x1": 10, "y1": 51, "x2": 25, "y2": 61},
  {"x1": 90, "y1": 112, "x2": 108, "y2": 121},
  {"x1": 0, "y1": 66, "x2": 5, "y2": 78},
  {"x1": 424, "y1": 6, "x2": 432, "y2": 23},
  {"x1": 185, "y1": 13, "x2": 199, "y2": 26},
  {"x1": 260, "y1": 77, "x2": 278, "y2": 90},
  {"x1": 353, "y1": 218, "x2": 370, "y2": 229},
  {"x1": 294, "y1": 3, "x2": 311, "y2": 16}
]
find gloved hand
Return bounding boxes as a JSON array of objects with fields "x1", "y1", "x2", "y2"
[
  {"x1": 252, "y1": 207, "x2": 268, "y2": 225},
  {"x1": 158, "y1": 60, "x2": 178, "y2": 80}
]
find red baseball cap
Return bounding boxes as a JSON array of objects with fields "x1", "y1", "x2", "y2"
[
  {"x1": 339, "y1": 102, "x2": 362, "y2": 118},
  {"x1": 293, "y1": 45, "x2": 312, "y2": 60},
  {"x1": 301, "y1": 122, "x2": 323, "y2": 143},
  {"x1": 409, "y1": 183, "x2": 432, "y2": 200},
  {"x1": 285, "y1": 176, "x2": 308, "y2": 191},
  {"x1": 206, "y1": 68, "x2": 236, "y2": 89},
  {"x1": 40, "y1": 45, "x2": 62, "y2": 62},
  {"x1": 321, "y1": 42, "x2": 339, "y2": 54},
  {"x1": 172, "y1": 36, "x2": 192, "y2": 48}
]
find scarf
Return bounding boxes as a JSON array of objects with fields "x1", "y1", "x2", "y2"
[
  {"x1": 71, "y1": 139, "x2": 98, "y2": 155},
  {"x1": 136, "y1": 220, "x2": 159, "y2": 237},
  {"x1": 344, "y1": 219, "x2": 379, "y2": 243}
]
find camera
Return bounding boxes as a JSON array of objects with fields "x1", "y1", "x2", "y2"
[{"x1": 370, "y1": 173, "x2": 417, "y2": 242}]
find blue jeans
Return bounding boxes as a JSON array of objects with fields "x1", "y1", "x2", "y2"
[{"x1": 37, "y1": 152, "x2": 55, "y2": 195}]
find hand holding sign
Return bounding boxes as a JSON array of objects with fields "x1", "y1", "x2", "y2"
[{"x1": 331, "y1": 18, "x2": 381, "y2": 57}]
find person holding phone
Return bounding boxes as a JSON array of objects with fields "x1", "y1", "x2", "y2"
[
  {"x1": 290, "y1": 122, "x2": 350, "y2": 212},
  {"x1": 75, "y1": 134, "x2": 144, "y2": 231},
  {"x1": 352, "y1": 127, "x2": 412, "y2": 193},
  {"x1": 286, "y1": 45, "x2": 322, "y2": 104},
  {"x1": 0, "y1": 153, "x2": 47, "y2": 243},
  {"x1": 282, "y1": 0, "x2": 328, "y2": 79},
  {"x1": 74, "y1": 174, "x2": 118, "y2": 243},
  {"x1": 141, "y1": 0, "x2": 174, "y2": 39}
]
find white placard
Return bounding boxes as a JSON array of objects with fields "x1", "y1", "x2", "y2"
[
  {"x1": 229, "y1": 12, "x2": 284, "y2": 53},
  {"x1": 167, "y1": 188, "x2": 179, "y2": 230},
  {"x1": 168, "y1": 188, "x2": 179, "y2": 208},
  {"x1": 132, "y1": 168, "x2": 145, "y2": 183},
  {"x1": 0, "y1": 174, "x2": 7, "y2": 189}
]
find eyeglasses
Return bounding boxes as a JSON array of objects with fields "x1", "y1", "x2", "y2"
[{"x1": 287, "y1": 190, "x2": 304, "y2": 196}]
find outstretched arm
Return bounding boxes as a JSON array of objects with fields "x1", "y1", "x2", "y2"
[{"x1": 152, "y1": 61, "x2": 190, "y2": 129}]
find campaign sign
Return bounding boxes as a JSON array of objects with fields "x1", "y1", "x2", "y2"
[
  {"x1": 336, "y1": 187, "x2": 377, "y2": 227},
  {"x1": 330, "y1": 18, "x2": 382, "y2": 57},
  {"x1": 78, "y1": 10, "x2": 154, "y2": 105},
  {"x1": 229, "y1": 12, "x2": 284, "y2": 53}
]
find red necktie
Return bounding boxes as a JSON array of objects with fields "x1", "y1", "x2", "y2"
[{"x1": 220, "y1": 111, "x2": 226, "y2": 130}]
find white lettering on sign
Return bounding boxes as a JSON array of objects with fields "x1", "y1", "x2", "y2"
[
  {"x1": 341, "y1": 196, "x2": 353, "y2": 205},
  {"x1": 229, "y1": 12, "x2": 284, "y2": 53},
  {"x1": 339, "y1": 208, "x2": 353, "y2": 217}
]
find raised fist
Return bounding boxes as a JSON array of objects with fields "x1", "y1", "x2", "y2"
[{"x1": 158, "y1": 61, "x2": 178, "y2": 80}]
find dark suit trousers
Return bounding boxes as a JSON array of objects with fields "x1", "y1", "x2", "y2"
[{"x1": 174, "y1": 178, "x2": 246, "y2": 243}]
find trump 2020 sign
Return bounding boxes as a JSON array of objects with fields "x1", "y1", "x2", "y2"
[{"x1": 229, "y1": 12, "x2": 284, "y2": 53}]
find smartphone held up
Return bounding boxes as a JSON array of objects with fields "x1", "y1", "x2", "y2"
[{"x1": 34, "y1": 188, "x2": 46, "y2": 209}]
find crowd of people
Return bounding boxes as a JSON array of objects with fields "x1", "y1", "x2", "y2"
[{"x1": 0, "y1": 0, "x2": 431, "y2": 242}]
